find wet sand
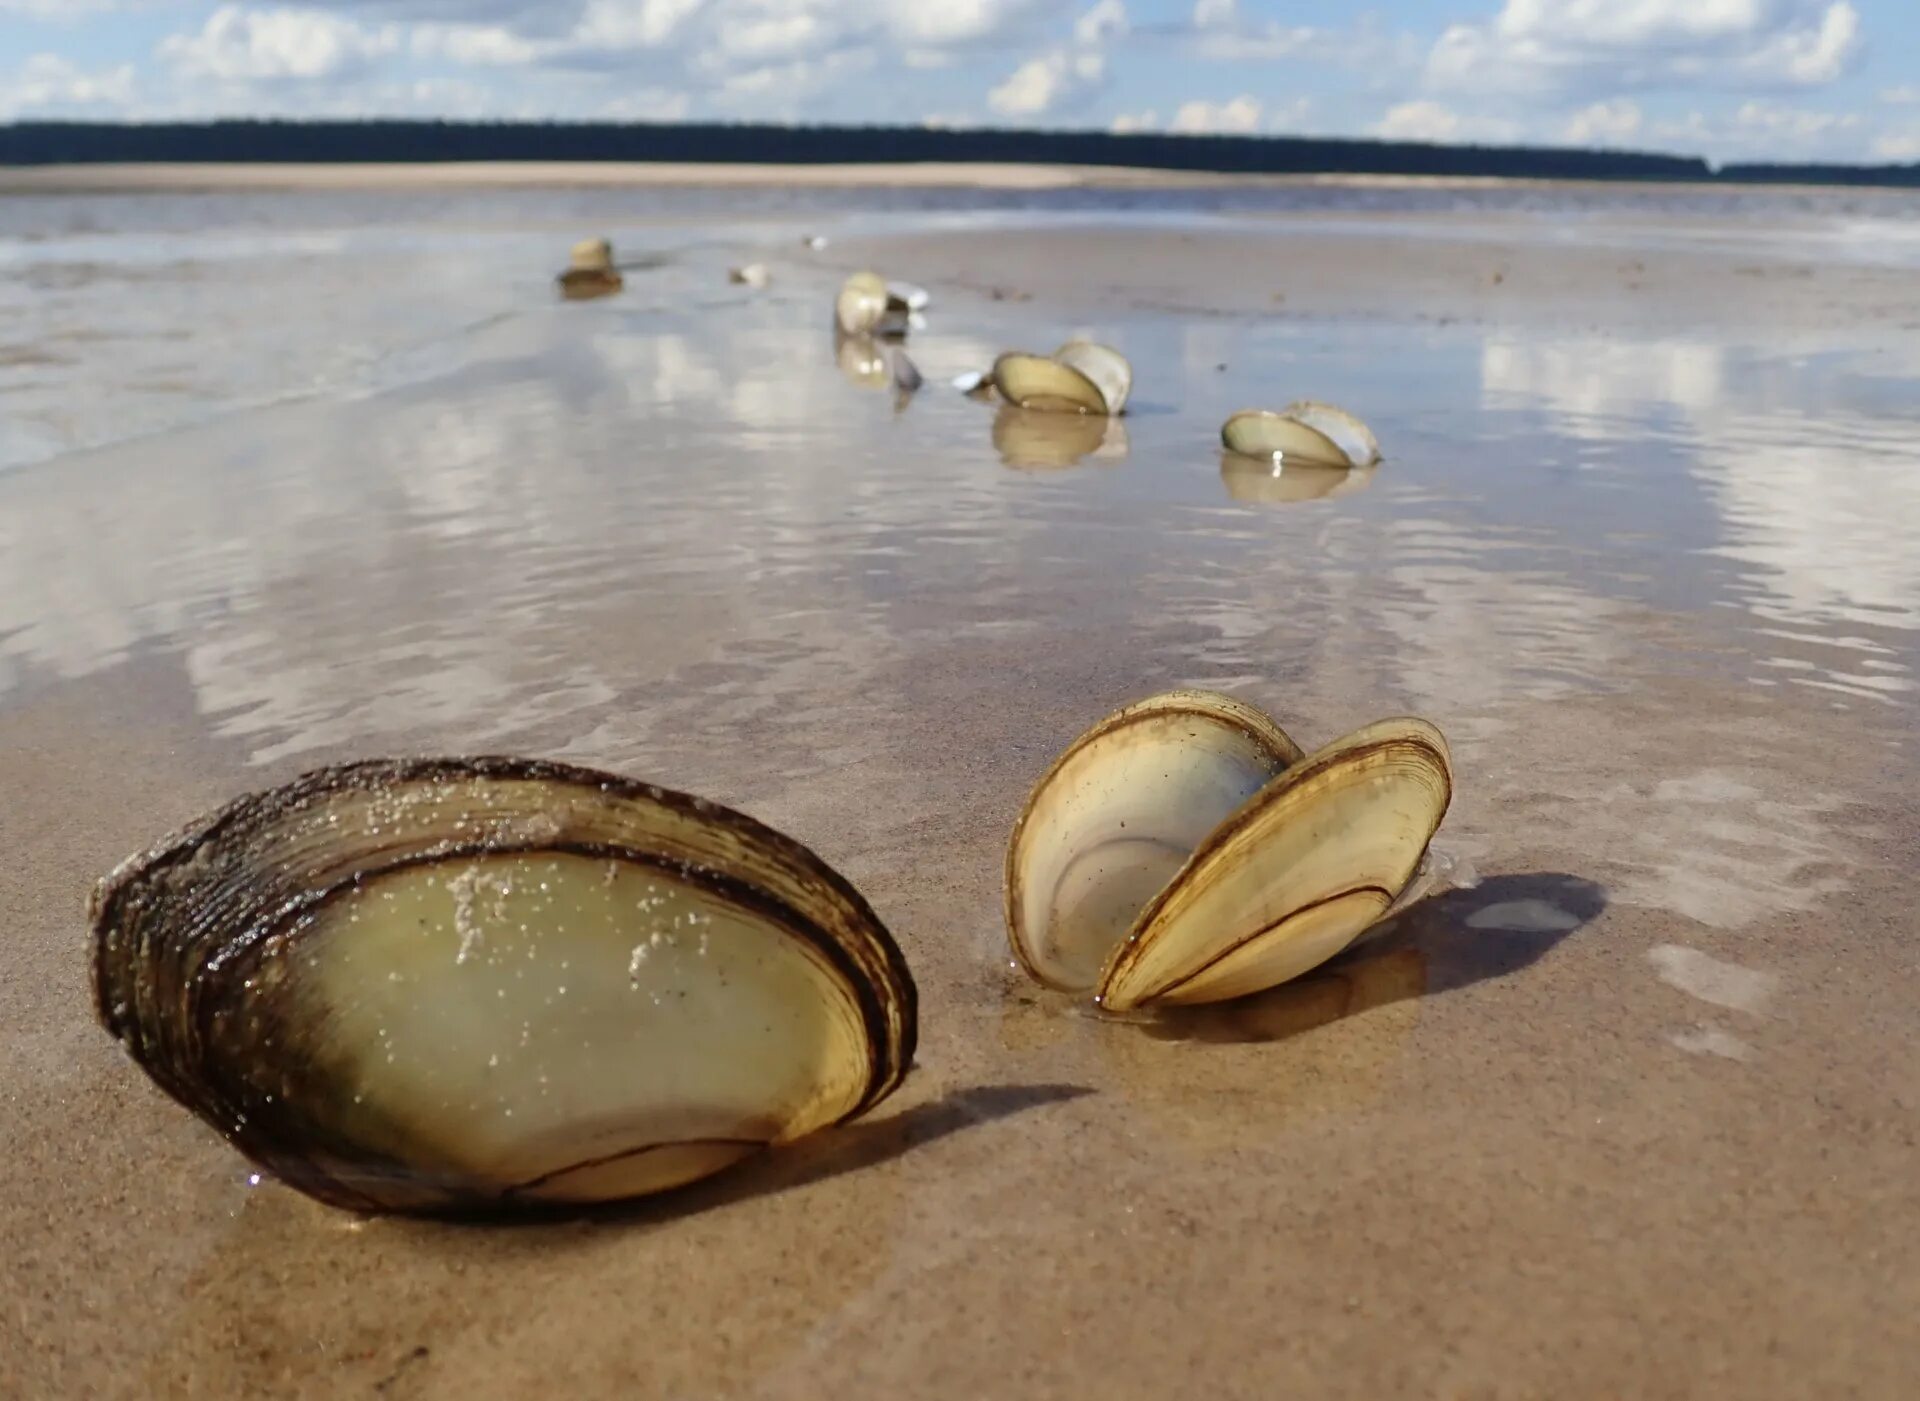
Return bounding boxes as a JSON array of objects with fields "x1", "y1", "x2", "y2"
[{"x1": 2, "y1": 195, "x2": 1917, "y2": 1398}]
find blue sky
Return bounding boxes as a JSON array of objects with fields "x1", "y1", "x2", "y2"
[{"x1": 2, "y1": 2, "x2": 1916, "y2": 162}]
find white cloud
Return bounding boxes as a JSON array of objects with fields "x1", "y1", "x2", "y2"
[
  {"x1": 1564, "y1": 97, "x2": 1644, "y2": 144},
  {"x1": 0, "y1": 53, "x2": 136, "y2": 117},
  {"x1": 411, "y1": 23, "x2": 542, "y2": 67},
  {"x1": 1429, "y1": 1, "x2": 1862, "y2": 98},
  {"x1": 1648, "y1": 98, "x2": 1863, "y2": 159},
  {"x1": 161, "y1": 7, "x2": 400, "y2": 83},
  {"x1": 573, "y1": 0, "x2": 704, "y2": 51},
  {"x1": 1170, "y1": 94, "x2": 1262, "y2": 134},
  {"x1": 1874, "y1": 130, "x2": 1920, "y2": 162},
  {"x1": 1883, "y1": 87, "x2": 1920, "y2": 106},
  {"x1": 1192, "y1": 0, "x2": 1234, "y2": 28},
  {"x1": 1110, "y1": 108, "x2": 1155, "y2": 133},
  {"x1": 1372, "y1": 99, "x2": 1521, "y2": 144},
  {"x1": 1074, "y1": 0, "x2": 1126, "y2": 47},
  {"x1": 987, "y1": 46, "x2": 1105, "y2": 117},
  {"x1": 0, "y1": 0, "x2": 131, "y2": 15}
]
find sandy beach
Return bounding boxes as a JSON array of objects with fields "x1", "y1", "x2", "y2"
[{"x1": 2, "y1": 175, "x2": 1916, "y2": 1398}]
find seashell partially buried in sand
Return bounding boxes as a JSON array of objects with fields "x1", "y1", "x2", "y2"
[
  {"x1": 558, "y1": 238, "x2": 624, "y2": 301},
  {"x1": 1221, "y1": 401, "x2": 1381, "y2": 469},
  {"x1": 90, "y1": 758, "x2": 917, "y2": 1215},
  {"x1": 992, "y1": 341, "x2": 1131, "y2": 416},
  {"x1": 1005, "y1": 692, "x2": 1450, "y2": 1013}
]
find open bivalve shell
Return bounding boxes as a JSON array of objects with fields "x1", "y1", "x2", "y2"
[
  {"x1": 90, "y1": 758, "x2": 917, "y2": 1215},
  {"x1": 1221, "y1": 401, "x2": 1381, "y2": 469},
  {"x1": 991, "y1": 341, "x2": 1131, "y2": 416},
  {"x1": 557, "y1": 238, "x2": 624, "y2": 301},
  {"x1": 835, "y1": 271, "x2": 911, "y2": 337},
  {"x1": 1005, "y1": 693, "x2": 1450, "y2": 1013}
]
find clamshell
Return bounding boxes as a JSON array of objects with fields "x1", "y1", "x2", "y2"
[
  {"x1": 1005, "y1": 694, "x2": 1450, "y2": 1012},
  {"x1": 91, "y1": 758, "x2": 917, "y2": 1214},
  {"x1": 1221, "y1": 402, "x2": 1381, "y2": 469}
]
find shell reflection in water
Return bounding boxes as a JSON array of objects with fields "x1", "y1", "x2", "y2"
[
  {"x1": 835, "y1": 331, "x2": 922, "y2": 405},
  {"x1": 89, "y1": 758, "x2": 917, "y2": 1215},
  {"x1": 993, "y1": 405, "x2": 1130, "y2": 470},
  {"x1": 1005, "y1": 691, "x2": 1451, "y2": 1013},
  {"x1": 1220, "y1": 454, "x2": 1378, "y2": 505}
]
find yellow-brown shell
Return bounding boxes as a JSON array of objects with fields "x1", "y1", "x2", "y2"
[{"x1": 91, "y1": 757, "x2": 917, "y2": 1214}]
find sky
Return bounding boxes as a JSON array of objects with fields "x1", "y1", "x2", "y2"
[{"x1": 1, "y1": 1, "x2": 1917, "y2": 164}]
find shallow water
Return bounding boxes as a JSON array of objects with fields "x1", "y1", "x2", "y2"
[{"x1": 2, "y1": 188, "x2": 1916, "y2": 1397}]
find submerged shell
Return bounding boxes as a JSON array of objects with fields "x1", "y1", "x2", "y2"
[
  {"x1": 91, "y1": 758, "x2": 917, "y2": 1214},
  {"x1": 1053, "y1": 341, "x2": 1132, "y2": 415},
  {"x1": 1005, "y1": 695, "x2": 1451, "y2": 1012},
  {"x1": 991, "y1": 353, "x2": 1107, "y2": 415}
]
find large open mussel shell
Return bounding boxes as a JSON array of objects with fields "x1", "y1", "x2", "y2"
[
  {"x1": 91, "y1": 758, "x2": 916, "y2": 1214},
  {"x1": 1005, "y1": 695, "x2": 1450, "y2": 1013}
]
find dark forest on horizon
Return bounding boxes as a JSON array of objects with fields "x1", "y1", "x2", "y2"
[{"x1": 3, "y1": 120, "x2": 1917, "y2": 188}]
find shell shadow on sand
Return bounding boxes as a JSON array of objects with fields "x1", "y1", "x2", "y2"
[
  {"x1": 399, "y1": 1082, "x2": 1094, "y2": 1229},
  {"x1": 1142, "y1": 871, "x2": 1606, "y2": 1045}
]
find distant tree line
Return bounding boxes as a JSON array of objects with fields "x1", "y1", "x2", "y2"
[{"x1": 0, "y1": 120, "x2": 1914, "y2": 188}]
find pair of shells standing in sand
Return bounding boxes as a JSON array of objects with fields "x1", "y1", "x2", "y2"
[{"x1": 90, "y1": 692, "x2": 1450, "y2": 1215}]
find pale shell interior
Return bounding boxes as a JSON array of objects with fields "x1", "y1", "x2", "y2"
[
  {"x1": 1053, "y1": 341, "x2": 1132, "y2": 415},
  {"x1": 991, "y1": 352, "x2": 1108, "y2": 415},
  {"x1": 255, "y1": 850, "x2": 874, "y2": 1205},
  {"x1": 1098, "y1": 718, "x2": 1451, "y2": 1012},
  {"x1": 1006, "y1": 694, "x2": 1302, "y2": 992}
]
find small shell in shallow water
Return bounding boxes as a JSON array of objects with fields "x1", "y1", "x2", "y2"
[
  {"x1": 90, "y1": 758, "x2": 917, "y2": 1214},
  {"x1": 1005, "y1": 692, "x2": 1450, "y2": 1012},
  {"x1": 991, "y1": 342, "x2": 1131, "y2": 416},
  {"x1": 1221, "y1": 402, "x2": 1381, "y2": 469},
  {"x1": 835, "y1": 272, "x2": 911, "y2": 337},
  {"x1": 558, "y1": 239, "x2": 624, "y2": 301}
]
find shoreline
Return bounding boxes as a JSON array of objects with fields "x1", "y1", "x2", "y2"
[{"x1": 4, "y1": 160, "x2": 1919, "y2": 199}]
